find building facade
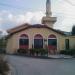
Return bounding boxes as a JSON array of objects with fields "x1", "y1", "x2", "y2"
[{"x1": 6, "y1": 0, "x2": 75, "y2": 54}]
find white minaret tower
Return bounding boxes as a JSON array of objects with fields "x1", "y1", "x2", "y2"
[
  {"x1": 42, "y1": 0, "x2": 57, "y2": 28},
  {"x1": 46, "y1": 0, "x2": 52, "y2": 17}
]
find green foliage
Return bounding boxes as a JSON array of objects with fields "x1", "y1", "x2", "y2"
[
  {"x1": 40, "y1": 49, "x2": 48, "y2": 55},
  {"x1": 0, "y1": 49, "x2": 6, "y2": 54},
  {"x1": 72, "y1": 25, "x2": 75, "y2": 35},
  {"x1": 0, "y1": 38, "x2": 7, "y2": 49},
  {"x1": 17, "y1": 48, "x2": 48, "y2": 56},
  {"x1": 29, "y1": 48, "x2": 48, "y2": 56},
  {"x1": 0, "y1": 38, "x2": 7, "y2": 54},
  {"x1": 17, "y1": 49, "x2": 28, "y2": 54},
  {"x1": 60, "y1": 49, "x2": 75, "y2": 55},
  {"x1": 0, "y1": 59, "x2": 9, "y2": 75}
]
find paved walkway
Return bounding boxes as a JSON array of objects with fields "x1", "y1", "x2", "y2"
[
  {"x1": 7, "y1": 55, "x2": 75, "y2": 75},
  {"x1": 48, "y1": 54, "x2": 73, "y2": 58}
]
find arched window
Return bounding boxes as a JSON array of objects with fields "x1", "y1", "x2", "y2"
[
  {"x1": 19, "y1": 34, "x2": 29, "y2": 49},
  {"x1": 34, "y1": 34, "x2": 43, "y2": 48},
  {"x1": 48, "y1": 34, "x2": 57, "y2": 50},
  {"x1": 48, "y1": 34, "x2": 56, "y2": 38}
]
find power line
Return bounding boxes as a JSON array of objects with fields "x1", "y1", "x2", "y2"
[
  {"x1": 64, "y1": 0, "x2": 75, "y2": 6},
  {"x1": 0, "y1": 2, "x2": 25, "y2": 10}
]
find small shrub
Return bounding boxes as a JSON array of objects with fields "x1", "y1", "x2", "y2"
[
  {"x1": 60, "y1": 49, "x2": 75, "y2": 56},
  {"x1": 29, "y1": 49, "x2": 35, "y2": 56},
  {"x1": 17, "y1": 48, "x2": 48, "y2": 56},
  {"x1": 0, "y1": 49, "x2": 6, "y2": 54},
  {"x1": 40, "y1": 49, "x2": 46, "y2": 55},
  {"x1": 0, "y1": 59, "x2": 9, "y2": 75},
  {"x1": 17, "y1": 49, "x2": 28, "y2": 54},
  {"x1": 34, "y1": 49, "x2": 40, "y2": 56},
  {"x1": 30, "y1": 48, "x2": 48, "y2": 56}
]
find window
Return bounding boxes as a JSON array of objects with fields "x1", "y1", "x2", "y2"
[
  {"x1": 65, "y1": 39, "x2": 69, "y2": 49},
  {"x1": 34, "y1": 39, "x2": 43, "y2": 48},
  {"x1": 48, "y1": 39, "x2": 57, "y2": 46},
  {"x1": 34, "y1": 34, "x2": 43, "y2": 48},
  {"x1": 19, "y1": 34, "x2": 29, "y2": 49},
  {"x1": 48, "y1": 34, "x2": 57, "y2": 50},
  {"x1": 19, "y1": 39, "x2": 28, "y2": 45}
]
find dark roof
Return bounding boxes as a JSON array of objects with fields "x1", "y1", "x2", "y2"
[
  {"x1": 7, "y1": 23, "x2": 29, "y2": 33},
  {"x1": 7, "y1": 24, "x2": 66, "y2": 36},
  {"x1": 55, "y1": 30, "x2": 71, "y2": 36}
]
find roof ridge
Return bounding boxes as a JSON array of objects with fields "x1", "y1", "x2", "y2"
[
  {"x1": 7, "y1": 23, "x2": 30, "y2": 33},
  {"x1": 7, "y1": 24, "x2": 65, "y2": 36}
]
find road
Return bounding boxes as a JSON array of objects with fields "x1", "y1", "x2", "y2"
[{"x1": 7, "y1": 55, "x2": 75, "y2": 75}]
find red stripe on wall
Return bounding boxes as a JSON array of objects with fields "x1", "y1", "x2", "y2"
[
  {"x1": 20, "y1": 45, "x2": 28, "y2": 49},
  {"x1": 48, "y1": 45, "x2": 57, "y2": 50}
]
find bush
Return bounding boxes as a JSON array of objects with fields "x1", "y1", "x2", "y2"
[
  {"x1": 0, "y1": 49, "x2": 6, "y2": 54},
  {"x1": 60, "y1": 49, "x2": 75, "y2": 55},
  {"x1": 29, "y1": 49, "x2": 35, "y2": 56},
  {"x1": 17, "y1": 48, "x2": 48, "y2": 56},
  {"x1": 0, "y1": 59, "x2": 9, "y2": 75},
  {"x1": 30, "y1": 48, "x2": 48, "y2": 56},
  {"x1": 17, "y1": 49, "x2": 28, "y2": 54},
  {"x1": 40, "y1": 49, "x2": 48, "y2": 56}
]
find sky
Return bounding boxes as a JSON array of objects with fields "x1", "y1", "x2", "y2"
[{"x1": 0, "y1": 0, "x2": 75, "y2": 34}]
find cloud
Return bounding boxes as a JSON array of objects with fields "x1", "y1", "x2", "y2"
[
  {"x1": 3, "y1": 11, "x2": 45, "y2": 25},
  {"x1": 15, "y1": 12, "x2": 34, "y2": 24},
  {"x1": 0, "y1": 10, "x2": 45, "y2": 33},
  {"x1": 52, "y1": 0, "x2": 75, "y2": 32},
  {"x1": 0, "y1": 18, "x2": 3, "y2": 24},
  {"x1": 0, "y1": 29, "x2": 8, "y2": 36},
  {"x1": 1, "y1": 0, "x2": 75, "y2": 33},
  {"x1": 13, "y1": 11, "x2": 45, "y2": 24}
]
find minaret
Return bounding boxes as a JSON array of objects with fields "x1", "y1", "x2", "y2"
[
  {"x1": 42, "y1": 0, "x2": 57, "y2": 28},
  {"x1": 46, "y1": 0, "x2": 52, "y2": 17}
]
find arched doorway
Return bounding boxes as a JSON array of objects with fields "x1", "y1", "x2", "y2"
[
  {"x1": 19, "y1": 34, "x2": 29, "y2": 49},
  {"x1": 48, "y1": 34, "x2": 57, "y2": 54},
  {"x1": 34, "y1": 34, "x2": 43, "y2": 48}
]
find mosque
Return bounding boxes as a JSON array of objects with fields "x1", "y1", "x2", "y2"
[{"x1": 6, "y1": 0, "x2": 75, "y2": 54}]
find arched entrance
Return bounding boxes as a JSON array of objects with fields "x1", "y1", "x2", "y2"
[
  {"x1": 19, "y1": 34, "x2": 29, "y2": 49},
  {"x1": 34, "y1": 34, "x2": 43, "y2": 48},
  {"x1": 48, "y1": 34, "x2": 57, "y2": 54}
]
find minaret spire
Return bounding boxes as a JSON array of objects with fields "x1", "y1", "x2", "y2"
[
  {"x1": 46, "y1": 0, "x2": 52, "y2": 17},
  {"x1": 41, "y1": 0, "x2": 56, "y2": 28}
]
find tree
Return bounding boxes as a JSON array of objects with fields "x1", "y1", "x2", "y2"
[
  {"x1": 0, "y1": 30, "x2": 8, "y2": 49},
  {"x1": 72, "y1": 25, "x2": 75, "y2": 35},
  {"x1": 0, "y1": 31, "x2": 3, "y2": 38}
]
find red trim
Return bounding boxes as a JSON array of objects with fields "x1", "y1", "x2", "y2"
[
  {"x1": 20, "y1": 45, "x2": 28, "y2": 49},
  {"x1": 34, "y1": 34, "x2": 43, "y2": 39},
  {"x1": 20, "y1": 34, "x2": 28, "y2": 39},
  {"x1": 48, "y1": 45, "x2": 57, "y2": 50},
  {"x1": 48, "y1": 34, "x2": 56, "y2": 38},
  {"x1": 48, "y1": 45, "x2": 57, "y2": 54},
  {"x1": 20, "y1": 34, "x2": 28, "y2": 37}
]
